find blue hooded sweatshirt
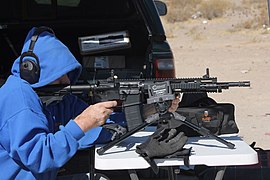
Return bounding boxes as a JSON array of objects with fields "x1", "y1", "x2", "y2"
[{"x1": 0, "y1": 27, "x2": 126, "y2": 179}]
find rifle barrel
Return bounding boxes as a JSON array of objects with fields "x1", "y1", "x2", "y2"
[{"x1": 226, "y1": 81, "x2": 250, "y2": 87}]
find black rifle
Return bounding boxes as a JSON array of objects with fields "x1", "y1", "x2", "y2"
[{"x1": 36, "y1": 69, "x2": 250, "y2": 155}]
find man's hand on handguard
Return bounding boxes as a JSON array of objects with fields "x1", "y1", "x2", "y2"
[
  {"x1": 74, "y1": 101, "x2": 117, "y2": 132},
  {"x1": 143, "y1": 95, "x2": 181, "y2": 118},
  {"x1": 168, "y1": 95, "x2": 180, "y2": 112}
]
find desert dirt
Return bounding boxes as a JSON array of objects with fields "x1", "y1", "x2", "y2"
[{"x1": 162, "y1": 7, "x2": 270, "y2": 149}]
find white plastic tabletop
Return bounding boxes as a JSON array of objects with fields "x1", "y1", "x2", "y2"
[{"x1": 95, "y1": 126, "x2": 258, "y2": 170}]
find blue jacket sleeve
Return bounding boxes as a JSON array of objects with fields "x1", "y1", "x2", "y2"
[{"x1": 5, "y1": 109, "x2": 84, "y2": 174}]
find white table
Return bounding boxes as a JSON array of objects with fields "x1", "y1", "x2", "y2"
[{"x1": 95, "y1": 126, "x2": 258, "y2": 179}]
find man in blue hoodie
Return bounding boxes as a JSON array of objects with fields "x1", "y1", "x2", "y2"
[
  {"x1": 0, "y1": 26, "x2": 123, "y2": 179},
  {"x1": 0, "y1": 26, "x2": 181, "y2": 179}
]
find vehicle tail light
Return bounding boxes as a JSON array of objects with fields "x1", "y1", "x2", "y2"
[{"x1": 155, "y1": 58, "x2": 176, "y2": 78}]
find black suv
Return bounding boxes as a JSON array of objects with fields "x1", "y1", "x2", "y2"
[{"x1": 0, "y1": 0, "x2": 175, "y2": 84}]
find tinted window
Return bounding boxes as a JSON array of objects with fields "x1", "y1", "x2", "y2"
[{"x1": 0, "y1": 0, "x2": 135, "y2": 21}]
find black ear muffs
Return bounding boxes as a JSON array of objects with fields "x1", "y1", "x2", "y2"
[
  {"x1": 20, "y1": 51, "x2": 40, "y2": 84},
  {"x1": 19, "y1": 26, "x2": 55, "y2": 84}
]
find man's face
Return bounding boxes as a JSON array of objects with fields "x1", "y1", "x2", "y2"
[{"x1": 51, "y1": 74, "x2": 70, "y2": 85}]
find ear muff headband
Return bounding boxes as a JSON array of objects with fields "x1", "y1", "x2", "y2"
[{"x1": 20, "y1": 26, "x2": 55, "y2": 84}]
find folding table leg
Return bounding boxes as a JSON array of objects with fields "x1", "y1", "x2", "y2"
[
  {"x1": 215, "y1": 166, "x2": 227, "y2": 180},
  {"x1": 128, "y1": 169, "x2": 140, "y2": 180},
  {"x1": 167, "y1": 166, "x2": 176, "y2": 180},
  {"x1": 89, "y1": 147, "x2": 95, "y2": 180}
]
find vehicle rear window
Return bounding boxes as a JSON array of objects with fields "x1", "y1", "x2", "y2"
[{"x1": 0, "y1": 0, "x2": 135, "y2": 21}]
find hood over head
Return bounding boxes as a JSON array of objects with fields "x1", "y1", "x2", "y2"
[{"x1": 11, "y1": 27, "x2": 82, "y2": 88}]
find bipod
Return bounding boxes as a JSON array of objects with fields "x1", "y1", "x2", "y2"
[{"x1": 97, "y1": 111, "x2": 235, "y2": 156}]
